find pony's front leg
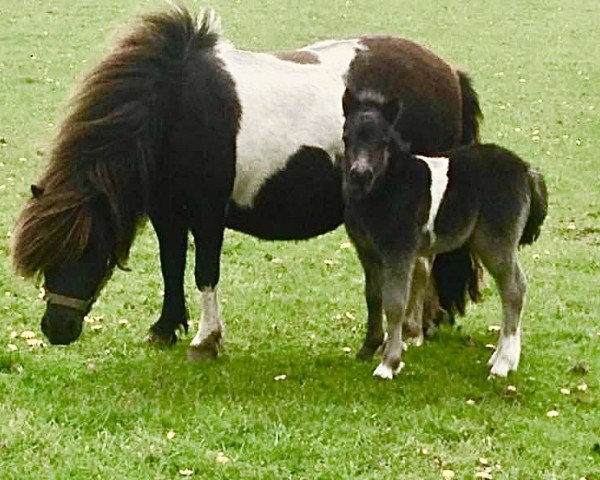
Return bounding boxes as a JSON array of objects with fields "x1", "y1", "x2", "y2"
[
  {"x1": 147, "y1": 201, "x2": 189, "y2": 345},
  {"x1": 187, "y1": 202, "x2": 228, "y2": 361},
  {"x1": 373, "y1": 257, "x2": 415, "y2": 380}
]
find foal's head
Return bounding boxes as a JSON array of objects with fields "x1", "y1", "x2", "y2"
[{"x1": 341, "y1": 89, "x2": 407, "y2": 199}]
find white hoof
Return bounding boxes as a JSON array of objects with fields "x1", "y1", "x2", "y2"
[
  {"x1": 373, "y1": 361, "x2": 404, "y2": 379},
  {"x1": 406, "y1": 334, "x2": 424, "y2": 348},
  {"x1": 488, "y1": 333, "x2": 520, "y2": 377}
]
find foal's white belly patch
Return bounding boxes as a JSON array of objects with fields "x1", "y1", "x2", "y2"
[
  {"x1": 216, "y1": 40, "x2": 364, "y2": 207},
  {"x1": 415, "y1": 155, "x2": 450, "y2": 237}
]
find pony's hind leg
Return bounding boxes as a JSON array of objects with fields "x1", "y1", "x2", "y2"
[
  {"x1": 403, "y1": 256, "x2": 433, "y2": 347},
  {"x1": 147, "y1": 197, "x2": 189, "y2": 345},
  {"x1": 472, "y1": 236, "x2": 527, "y2": 377},
  {"x1": 354, "y1": 247, "x2": 385, "y2": 361}
]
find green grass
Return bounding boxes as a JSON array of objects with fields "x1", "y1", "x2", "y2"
[{"x1": 1, "y1": 0, "x2": 599, "y2": 478}]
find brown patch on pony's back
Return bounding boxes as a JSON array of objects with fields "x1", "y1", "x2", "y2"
[
  {"x1": 349, "y1": 36, "x2": 462, "y2": 152},
  {"x1": 272, "y1": 50, "x2": 320, "y2": 64}
]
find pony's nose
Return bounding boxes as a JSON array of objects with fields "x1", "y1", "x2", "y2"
[{"x1": 349, "y1": 165, "x2": 374, "y2": 187}]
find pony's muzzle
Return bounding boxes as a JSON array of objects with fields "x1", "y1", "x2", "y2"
[{"x1": 41, "y1": 304, "x2": 84, "y2": 345}]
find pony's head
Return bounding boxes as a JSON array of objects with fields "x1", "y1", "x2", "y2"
[
  {"x1": 13, "y1": 184, "x2": 117, "y2": 344},
  {"x1": 342, "y1": 89, "x2": 408, "y2": 199}
]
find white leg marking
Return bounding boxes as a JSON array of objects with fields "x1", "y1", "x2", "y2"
[
  {"x1": 406, "y1": 334, "x2": 424, "y2": 347},
  {"x1": 373, "y1": 361, "x2": 405, "y2": 379},
  {"x1": 190, "y1": 288, "x2": 223, "y2": 348},
  {"x1": 488, "y1": 330, "x2": 521, "y2": 377},
  {"x1": 373, "y1": 363, "x2": 394, "y2": 380}
]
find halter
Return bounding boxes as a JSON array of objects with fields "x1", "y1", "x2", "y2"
[{"x1": 43, "y1": 289, "x2": 93, "y2": 315}]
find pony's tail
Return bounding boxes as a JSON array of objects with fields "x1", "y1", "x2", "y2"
[
  {"x1": 430, "y1": 71, "x2": 483, "y2": 320},
  {"x1": 433, "y1": 245, "x2": 482, "y2": 319},
  {"x1": 457, "y1": 70, "x2": 482, "y2": 145},
  {"x1": 520, "y1": 168, "x2": 548, "y2": 245}
]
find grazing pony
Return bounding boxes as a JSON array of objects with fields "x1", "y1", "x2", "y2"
[
  {"x1": 341, "y1": 94, "x2": 547, "y2": 378},
  {"x1": 11, "y1": 6, "x2": 482, "y2": 359}
]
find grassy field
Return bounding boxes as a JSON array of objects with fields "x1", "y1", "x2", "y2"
[{"x1": 1, "y1": 0, "x2": 598, "y2": 478}]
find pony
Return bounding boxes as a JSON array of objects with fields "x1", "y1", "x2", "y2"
[
  {"x1": 341, "y1": 93, "x2": 547, "y2": 379},
  {"x1": 11, "y1": 6, "x2": 482, "y2": 359}
]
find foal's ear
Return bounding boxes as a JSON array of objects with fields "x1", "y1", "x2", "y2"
[
  {"x1": 381, "y1": 98, "x2": 403, "y2": 126},
  {"x1": 30, "y1": 184, "x2": 44, "y2": 198},
  {"x1": 342, "y1": 89, "x2": 360, "y2": 117}
]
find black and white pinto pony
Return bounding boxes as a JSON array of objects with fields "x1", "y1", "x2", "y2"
[
  {"x1": 341, "y1": 94, "x2": 548, "y2": 378},
  {"x1": 12, "y1": 7, "x2": 482, "y2": 359}
]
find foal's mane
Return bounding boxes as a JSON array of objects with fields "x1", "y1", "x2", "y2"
[{"x1": 12, "y1": 7, "x2": 220, "y2": 277}]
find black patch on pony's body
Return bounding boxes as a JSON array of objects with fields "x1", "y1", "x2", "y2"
[{"x1": 226, "y1": 146, "x2": 343, "y2": 240}]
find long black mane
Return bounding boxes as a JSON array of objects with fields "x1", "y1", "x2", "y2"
[{"x1": 12, "y1": 8, "x2": 219, "y2": 277}]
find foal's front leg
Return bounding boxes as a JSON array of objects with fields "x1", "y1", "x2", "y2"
[
  {"x1": 355, "y1": 247, "x2": 385, "y2": 360},
  {"x1": 373, "y1": 257, "x2": 415, "y2": 379}
]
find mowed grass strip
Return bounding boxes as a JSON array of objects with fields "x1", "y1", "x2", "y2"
[{"x1": 0, "y1": 0, "x2": 598, "y2": 478}]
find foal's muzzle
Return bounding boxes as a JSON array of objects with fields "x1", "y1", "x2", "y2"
[{"x1": 348, "y1": 165, "x2": 375, "y2": 197}]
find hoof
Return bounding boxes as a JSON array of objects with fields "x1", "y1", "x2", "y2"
[
  {"x1": 405, "y1": 334, "x2": 424, "y2": 348},
  {"x1": 487, "y1": 333, "x2": 520, "y2": 377},
  {"x1": 356, "y1": 332, "x2": 387, "y2": 361},
  {"x1": 188, "y1": 330, "x2": 222, "y2": 362},
  {"x1": 373, "y1": 361, "x2": 404, "y2": 379},
  {"x1": 187, "y1": 344, "x2": 219, "y2": 362},
  {"x1": 146, "y1": 330, "x2": 177, "y2": 345},
  {"x1": 356, "y1": 344, "x2": 378, "y2": 361}
]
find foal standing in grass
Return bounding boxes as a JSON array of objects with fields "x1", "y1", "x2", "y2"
[{"x1": 341, "y1": 92, "x2": 548, "y2": 379}]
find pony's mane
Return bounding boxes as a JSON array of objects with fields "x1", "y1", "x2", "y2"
[{"x1": 12, "y1": 7, "x2": 220, "y2": 278}]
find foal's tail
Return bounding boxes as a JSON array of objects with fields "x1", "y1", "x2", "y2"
[
  {"x1": 520, "y1": 168, "x2": 548, "y2": 245},
  {"x1": 457, "y1": 70, "x2": 483, "y2": 145},
  {"x1": 13, "y1": 7, "x2": 219, "y2": 277}
]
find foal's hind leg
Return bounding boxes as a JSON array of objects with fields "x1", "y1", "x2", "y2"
[
  {"x1": 147, "y1": 197, "x2": 189, "y2": 345},
  {"x1": 354, "y1": 247, "x2": 385, "y2": 361},
  {"x1": 472, "y1": 236, "x2": 527, "y2": 377}
]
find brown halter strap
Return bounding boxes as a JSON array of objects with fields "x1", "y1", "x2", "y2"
[{"x1": 43, "y1": 289, "x2": 93, "y2": 314}]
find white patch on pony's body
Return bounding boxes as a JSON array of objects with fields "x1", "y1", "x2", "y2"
[
  {"x1": 488, "y1": 329, "x2": 521, "y2": 377},
  {"x1": 216, "y1": 39, "x2": 365, "y2": 207},
  {"x1": 190, "y1": 287, "x2": 223, "y2": 347},
  {"x1": 416, "y1": 155, "x2": 450, "y2": 242}
]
